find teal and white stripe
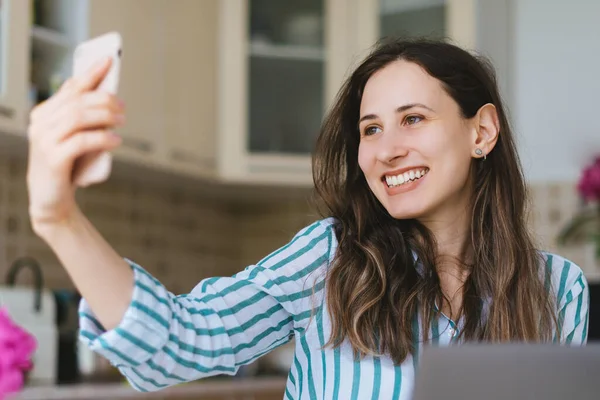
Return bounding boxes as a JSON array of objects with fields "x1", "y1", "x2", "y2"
[{"x1": 79, "y1": 218, "x2": 589, "y2": 399}]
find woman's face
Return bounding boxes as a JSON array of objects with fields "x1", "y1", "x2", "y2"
[{"x1": 358, "y1": 60, "x2": 481, "y2": 223}]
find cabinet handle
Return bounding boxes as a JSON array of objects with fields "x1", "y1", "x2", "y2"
[
  {"x1": 0, "y1": 105, "x2": 15, "y2": 119},
  {"x1": 121, "y1": 137, "x2": 153, "y2": 153},
  {"x1": 170, "y1": 149, "x2": 215, "y2": 168}
]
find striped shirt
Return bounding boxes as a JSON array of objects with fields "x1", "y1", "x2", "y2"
[{"x1": 79, "y1": 218, "x2": 589, "y2": 399}]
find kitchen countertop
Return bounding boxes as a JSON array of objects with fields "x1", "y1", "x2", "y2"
[{"x1": 14, "y1": 376, "x2": 287, "y2": 399}]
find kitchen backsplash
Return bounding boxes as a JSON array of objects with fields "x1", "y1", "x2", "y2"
[
  {"x1": 0, "y1": 155, "x2": 316, "y2": 293},
  {"x1": 0, "y1": 154, "x2": 589, "y2": 293}
]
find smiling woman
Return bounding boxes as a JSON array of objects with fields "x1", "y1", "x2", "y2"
[
  {"x1": 311, "y1": 38, "x2": 588, "y2": 391},
  {"x1": 26, "y1": 38, "x2": 588, "y2": 400},
  {"x1": 356, "y1": 60, "x2": 498, "y2": 222}
]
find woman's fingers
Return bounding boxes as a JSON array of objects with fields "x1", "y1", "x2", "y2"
[
  {"x1": 80, "y1": 91, "x2": 124, "y2": 114},
  {"x1": 28, "y1": 67, "x2": 124, "y2": 144},
  {"x1": 30, "y1": 57, "x2": 113, "y2": 123},
  {"x1": 48, "y1": 98, "x2": 125, "y2": 142},
  {"x1": 31, "y1": 90, "x2": 125, "y2": 144},
  {"x1": 58, "y1": 130, "x2": 122, "y2": 163},
  {"x1": 59, "y1": 57, "x2": 113, "y2": 97}
]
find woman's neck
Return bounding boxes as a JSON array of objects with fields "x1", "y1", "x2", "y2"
[
  {"x1": 420, "y1": 205, "x2": 471, "y2": 264},
  {"x1": 419, "y1": 206, "x2": 472, "y2": 319}
]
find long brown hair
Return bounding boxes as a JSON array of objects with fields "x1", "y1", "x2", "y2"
[{"x1": 312, "y1": 38, "x2": 557, "y2": 364}]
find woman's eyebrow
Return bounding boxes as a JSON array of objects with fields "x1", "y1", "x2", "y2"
[
  {"x1": 358, "y1": 103, "x2": 435, "y2": 124},
  {"x1": 396, "y1": 103, "x2": 435, "y2": 113}
]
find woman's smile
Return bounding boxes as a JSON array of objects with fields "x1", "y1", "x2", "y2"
[{"x1": 383, "y1": 167, "x2": 429, "y2": 195}]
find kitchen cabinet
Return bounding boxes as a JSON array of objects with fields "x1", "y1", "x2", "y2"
[
  {"x1": 1, "y1": 0, "x2": 508, "y2": 188},
  {"x1": 14, "y1": 0, "x2": 218, "y2": 178},
  {"x1": 215, "y1": 0, "x2": 377, "y2": 186},
  {"x1": 0, "y1": 0, "x2": 30, "y2": 134},
  {"x1": 21, "y1": 0, "x2": 166, "y2": 168},
  {"x1": 162, "y1": 0, "x2": 219, "y2": 179},
  {"x1": 214, "y1": 0, "x2": 506, "y2": 186},
  {"x1": 87, "y1": 0, "x2": 166, "y2": 168}
]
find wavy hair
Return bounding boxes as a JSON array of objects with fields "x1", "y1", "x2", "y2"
[{"x1": 312, "y1": 38, "x2": 557, "y2": 364}]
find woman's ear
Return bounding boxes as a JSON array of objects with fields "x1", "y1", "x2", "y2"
[{"x1": 471, "y1": 103, "x2": 500, "y2": 159}]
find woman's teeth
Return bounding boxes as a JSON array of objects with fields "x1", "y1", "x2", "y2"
[{"x1": 385, "y1": 168, "x2": 429, "y2": 188}]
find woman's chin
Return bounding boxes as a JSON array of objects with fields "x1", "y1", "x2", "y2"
[{"x1": 385, "y1": 204, "x2": 429, "y2": 221}]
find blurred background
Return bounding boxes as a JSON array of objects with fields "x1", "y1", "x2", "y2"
[{"x1": 0, "y1": 0, "x2": 598, "y2": 399}]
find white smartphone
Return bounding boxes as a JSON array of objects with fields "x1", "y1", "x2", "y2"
[{"x1": 71, "y1": 31, "x2": 122, "y2": 187}]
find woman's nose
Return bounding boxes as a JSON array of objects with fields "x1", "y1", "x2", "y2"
[{"x1": 376, "y1": 127, "x2": 409, "y2": 164}]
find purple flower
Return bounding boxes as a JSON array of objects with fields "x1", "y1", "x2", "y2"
[
  {"x1": 578, "y1": 156, "x2": 600, "y2": 202},
  {"x1": 0, "y1": 307, "x2": 37, "y2": 397}
]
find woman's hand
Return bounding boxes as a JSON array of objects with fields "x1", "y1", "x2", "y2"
[{"x1": 26, "y1": 57, "x2": 124, "y2": 233}]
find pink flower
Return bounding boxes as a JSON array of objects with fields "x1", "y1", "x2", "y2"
[
  {"x1": 0, "y1": 307, "x2": 37, "y2": 397},
  {"x1": 578, "y1": 156, "x2": 600, "y2": 202}
]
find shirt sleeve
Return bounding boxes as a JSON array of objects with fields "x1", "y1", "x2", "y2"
[
  {"x1": 548, "y1": 254, "x2": 590, "y2": 345},
  {"x1": 78, "y1": 219, "x2": 336, "y2": 392}
]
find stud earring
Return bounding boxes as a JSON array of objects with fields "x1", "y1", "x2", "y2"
[{"x1": 475, "y1": 148, "x2": 487, "y2": 161}]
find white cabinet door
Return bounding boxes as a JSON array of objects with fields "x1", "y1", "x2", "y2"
[
  {"x1": 218, "y1": 0, "x2": 363, "y2": 186},
  {"x1": 163, "y1": 0, "x2": 219, "y2": 179},
  {"x1": 0, "y1": 0, "x2": 30, "y2": 134},
  {"x1": 87, "y1": 0, "x2": 165, "y2": 167}
]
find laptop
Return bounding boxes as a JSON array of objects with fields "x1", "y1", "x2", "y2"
[{"x1": 413, "y1": 343, "x2": 600, "y2": 400}]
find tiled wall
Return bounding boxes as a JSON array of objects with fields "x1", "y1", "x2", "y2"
[
  {"x1": 0, "y1": 153, "x2": 593, "y2": 294},
  {"x1": 0, "y1": 155, "x2": 314, "y2": 293}
]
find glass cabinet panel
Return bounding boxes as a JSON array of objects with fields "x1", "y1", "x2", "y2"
[
  {"x1": 248, "y1": 0, "x2": 325, "y2": 154},
  {"x1": 30, "y1": 0, "x2": 83, "y2": 106},
  {"x1": 379, "y1": 0, "x2": 446, "y2": 40}
]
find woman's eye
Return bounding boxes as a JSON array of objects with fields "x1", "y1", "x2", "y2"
[
  {"x1": 404, "y1": 115, "x2": 423, "y2": 125},
  {"x1": 364, "y1": 126, "x2": 382, "y2": 136}
]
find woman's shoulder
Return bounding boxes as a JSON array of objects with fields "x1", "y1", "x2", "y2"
[
  {"x1": 288, "y1": 217, "x2": 338, "y2": 249},
  {"x1": 254, "y1": 217, "x2": 339, "y2": 270},
  {"x1": 293, "y1": 217, "x2": 338, "y2": 239},
  {"x1": 538, "y1": 251, "x2": 588, "y2": 302}
]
